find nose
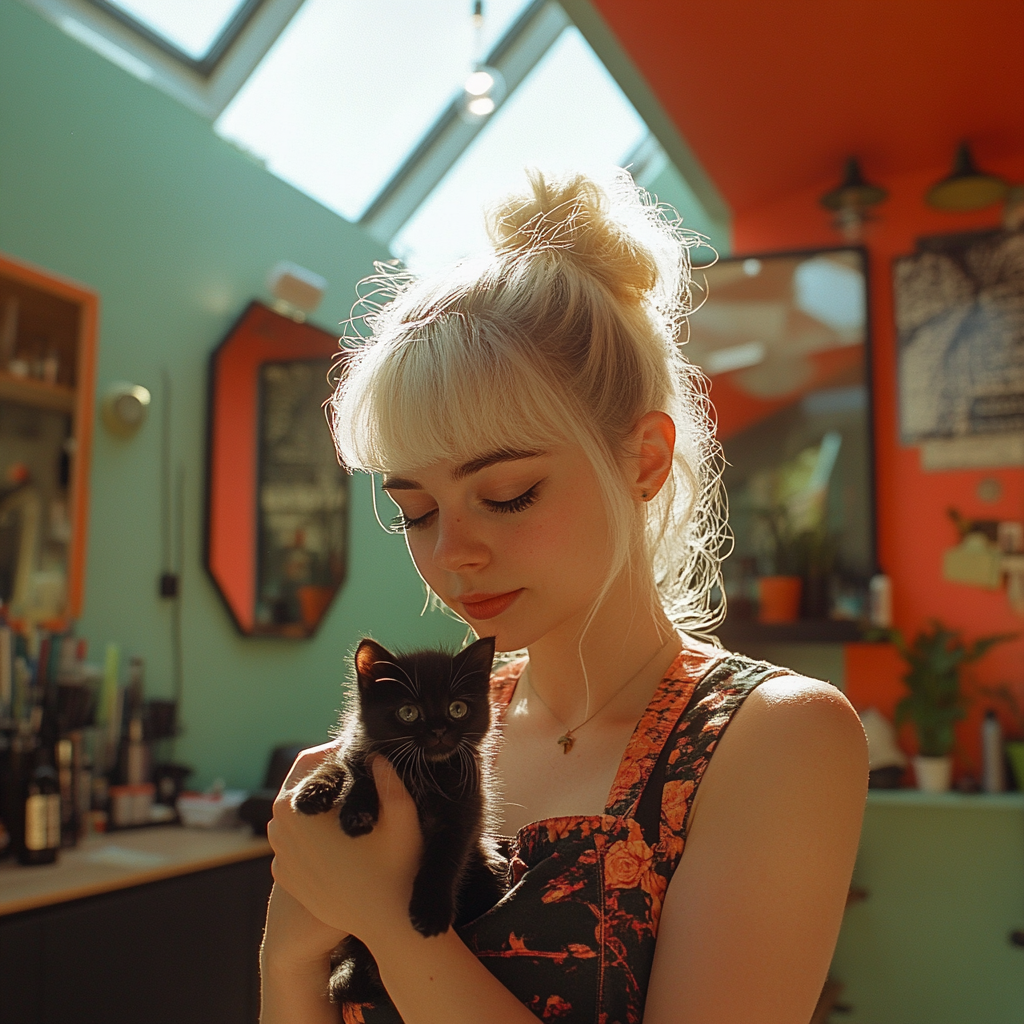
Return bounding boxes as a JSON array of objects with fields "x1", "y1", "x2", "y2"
[
  {"x1": 432, "y1": 727, "x2": 447, "y2": 739},
  {"x1": 432, "y1": 511, "x2": 489, "y2": 574}
]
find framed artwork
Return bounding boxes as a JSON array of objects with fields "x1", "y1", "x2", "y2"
[
  {"x1": 686, "y1": 247, "x2": 875, "y2": 638},
  {"x1": 894, "y1": 228, "x2": 1024, "y2": 470}
]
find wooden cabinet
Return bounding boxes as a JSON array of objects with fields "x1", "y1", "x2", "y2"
[
  {"x1": 0, "y1": 853, "x2": 272, "y2": 1024},
  {"x1": 0, "y1": 829, "x2": 273, "y2": 1024}
]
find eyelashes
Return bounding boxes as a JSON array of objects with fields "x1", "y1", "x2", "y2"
[
  {"x1": 483, "y1": 483, "x2": 540, "y2": 515},
  {"x1": 389, "y1": 509, "x2": 435, "y2": 533},
  {"x1": 389, "y1": 483, "x2": 541, "y2": 533}
]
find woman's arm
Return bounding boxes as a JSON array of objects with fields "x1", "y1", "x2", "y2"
[
  {"x1": 267, "y1": 753, "x2": 540, "y2": 1024},
  {"x1": 643, "y1": 677, "x2": 868, "y2": 1024},
  {"x1": 260, "y1": 745, "x2": 349, "y2": 1024}
]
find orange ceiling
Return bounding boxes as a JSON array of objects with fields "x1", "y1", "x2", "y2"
[{"x1": 592, "y1": 0, "x2": 1024, "y2": 213}]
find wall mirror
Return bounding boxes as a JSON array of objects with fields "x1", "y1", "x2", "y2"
[
  {"x1": 0, "y1": 254, "x2": 96, "y2": 627},
  {"x1": 206, "y1": 302, "x2": 348, "y2": 638},
  {"x1": 686, "y1": 247, "x2": 875, "y2": 641}
]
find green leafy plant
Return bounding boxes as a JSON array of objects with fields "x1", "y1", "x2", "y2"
[
  {"x1": 754, "y1": 507, "x2": 836, "y2": 579},
  {"x1": 882, "y1": 622, "x2": 1016, "y2": 757}
]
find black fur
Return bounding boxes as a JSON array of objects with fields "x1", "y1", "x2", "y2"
[{"x1": 292, "y1": 636, "x2": 507, "y2": 1004}]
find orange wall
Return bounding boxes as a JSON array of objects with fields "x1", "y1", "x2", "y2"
[{"x1": 732, "y1": 154, "x2": 1024, "y2": 774}]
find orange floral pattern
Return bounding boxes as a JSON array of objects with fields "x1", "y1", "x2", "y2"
[{"x1": 345, "y1": 645, "x2": 789, "y2": 1023}]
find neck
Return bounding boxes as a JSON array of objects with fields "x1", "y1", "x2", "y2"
[{"x1": 522, "y1": 571, "x2": 681, "y2": 728}]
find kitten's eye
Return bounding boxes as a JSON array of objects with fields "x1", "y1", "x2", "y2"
[
  {"x1": 397, "y1": 704, "x2": 420, "y2": 723},
  {"x1": 448, "y1": 700, "x2": 469, "y2": 719}
]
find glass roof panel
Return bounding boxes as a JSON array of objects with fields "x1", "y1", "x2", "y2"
[
  {"x1": 102, "y1": 0, "x2": 250, "y2": 59},
  {"x1": 391, "y1": 26, "x2": 648, "y2": 273},
  {"x1": 215, "y1": 0, "x2": 534, "y2": 222}
]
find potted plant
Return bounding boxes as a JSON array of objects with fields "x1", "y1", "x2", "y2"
[
  {"x1": 754, "y1": 504, "x2": 803, "y2": 623},
  {"x1": 885, "y1": 621, "x2": 1015, "y2": 792}
]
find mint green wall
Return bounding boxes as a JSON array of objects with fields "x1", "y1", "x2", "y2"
[{"x1": 0, "y1": 0, "x2": 464, "y2": 790}]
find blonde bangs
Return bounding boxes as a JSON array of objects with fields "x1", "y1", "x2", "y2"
[{"x1": 331, "y1": 314, "x2": 581, "y2": 475}]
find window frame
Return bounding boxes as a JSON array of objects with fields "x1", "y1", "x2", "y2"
[
  {"x1": 19, "y1": 0, "x2": 729, "y2": 246},
  {"x1": 20, "y1": 0, "x2": 307, "y2": 118}
]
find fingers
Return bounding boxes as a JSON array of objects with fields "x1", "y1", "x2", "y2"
[
  {"x1": 371, "y1": 755, "x2": 414, "y2": 807},
  {"x1": 279, "y1": 742, "x2": 337, "y2": 794}
]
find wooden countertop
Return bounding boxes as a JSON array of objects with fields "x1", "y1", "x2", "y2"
[{"x1": 0, "y1": 825, "x2": 272, "y2": 917}]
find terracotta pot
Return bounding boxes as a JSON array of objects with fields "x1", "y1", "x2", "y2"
[
  {"x1": 757, "y1": 575, "x2": 802, "y2": 623},
  {"x1": 913, "y1": 755, "x2": 953, "y2": 793}
]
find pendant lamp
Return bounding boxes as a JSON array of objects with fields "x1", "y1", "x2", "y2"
[
  {"x1": 459, "y1": 1, "x2": 505, "y2": 123},
  {"x1": 820, "y1": 158, "x2": 888, "y2": 241},
  {"x1": 926, "y1": 143, "x2": 1008, "y2": 212}
]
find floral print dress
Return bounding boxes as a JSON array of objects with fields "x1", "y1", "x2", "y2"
[{"x1": 342, "y1": 642, "x2": 792, "y2": 1024}]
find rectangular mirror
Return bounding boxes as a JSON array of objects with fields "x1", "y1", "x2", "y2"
[{"x1": 687, "y1": 247, "x2": 875, "y2": 641}]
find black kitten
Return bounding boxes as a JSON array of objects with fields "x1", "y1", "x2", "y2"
[{"x1": 292, "y1": 636, "x2": 506, "y2": 1003}]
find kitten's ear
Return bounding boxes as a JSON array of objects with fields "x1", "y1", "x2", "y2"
[
  {"x1": 452, "y1": 636, "x2": 496, "y2": 683},
  {"x1": 355, "y1": 638, "x2": 395, "y2": 688}
]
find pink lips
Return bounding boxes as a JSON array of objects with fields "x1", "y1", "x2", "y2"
[{"x1": 459, "y1": 589, "x2": 523, "y2": 620}]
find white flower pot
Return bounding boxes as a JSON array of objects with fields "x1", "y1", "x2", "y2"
[{"x1": 913, "y1": 755, "x2": 953, "y2": 793}]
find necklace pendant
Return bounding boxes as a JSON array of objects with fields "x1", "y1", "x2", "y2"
[{"x1": 557, "y1": 733, "x2": 575, "y2": 755}]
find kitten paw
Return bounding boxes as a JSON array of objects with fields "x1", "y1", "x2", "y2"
[
  {"x1": 408, "y1": 896, "x2": 454, "y2": 937},
  {"x1": 340, "y1": 809, "x2": 377, "y2": 836},
  {"x1": 292, "y1": 784, "x2": 340, "y2": 816}
]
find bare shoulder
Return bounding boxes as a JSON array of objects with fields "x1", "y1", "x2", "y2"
[
  {"x1": 688, "y1": 674, "x2": 868, "y2": 829},
  {"x1": 736, "y1": 674, "x2": 867, "y2": 748}
]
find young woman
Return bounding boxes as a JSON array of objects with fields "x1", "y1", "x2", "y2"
[{"x1": 262, "y1": 171, "x2": 868, "y2": 1024}]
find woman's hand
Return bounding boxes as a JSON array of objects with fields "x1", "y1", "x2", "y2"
[{"x1": 267, "y1": 744, "x2": 424, "y2": 951}]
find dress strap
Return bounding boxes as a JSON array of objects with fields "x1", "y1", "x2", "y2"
[
  {"x1": 650, "y1": 655, "x2": 796, "y2": 856},
  {"x1": 605, "y1": 641, "x2": 728, "y2": 823}
]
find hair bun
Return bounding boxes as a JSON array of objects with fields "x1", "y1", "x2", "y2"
[{"x1": 485, "y1": 168, "x2": 684, "y2": 311}]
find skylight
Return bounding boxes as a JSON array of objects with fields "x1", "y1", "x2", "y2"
[
  {"x1": 99, "y1": 0, "x2": 251, "y2": 59},
  {"x1": 391, "y1": 26, "x2": 647, "y2": 273},
  {"x1": 215, "y1": 0, "x2": 535, "y2": 222}
]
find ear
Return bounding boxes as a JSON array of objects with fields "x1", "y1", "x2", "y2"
[
  {"x1": 452, "y1": 636, "x2": 496, "y2": 683},
  {"x1": 355, "y1": 638, "x2": 395, "y2": 689},
  {"x1": 631, "y1": 410, "x2": 676, "y2": 502}
]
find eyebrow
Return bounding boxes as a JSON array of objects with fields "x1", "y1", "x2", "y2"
[{"x1": 382, "y1": 448, "x2": 544, "y2": 490}]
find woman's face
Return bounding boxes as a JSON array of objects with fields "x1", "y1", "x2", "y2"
[{"x1": 382, "y1": 446, "x2": 615, "y2": 652}]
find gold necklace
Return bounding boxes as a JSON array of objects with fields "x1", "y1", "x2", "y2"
[{"x1": 524, "y1": 636, "x2": 679, "y2": 754}]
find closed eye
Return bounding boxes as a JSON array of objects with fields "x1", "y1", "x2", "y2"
[
  {"x1": 389, "y1": 509, "x2": 437, "y2": 532},
  {"x1": 389, "y1": 482, "x2": 541, "y2": 532},
  {"x1": 482, "y1": 483, "x2": 541, "y2": 515}
]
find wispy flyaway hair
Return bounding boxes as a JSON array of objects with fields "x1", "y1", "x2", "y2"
[{"x1": 330, "y1": 168, "x2": 728, "y2": 636}]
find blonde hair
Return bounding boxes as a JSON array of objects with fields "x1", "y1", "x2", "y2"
[{"x1": 330, "y1": 168, "x2": 727, "y2": 638}]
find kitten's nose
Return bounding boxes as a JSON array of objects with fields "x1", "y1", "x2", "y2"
[{"x1": 432, "y1": 727, "x2": 447, "y2": 739}]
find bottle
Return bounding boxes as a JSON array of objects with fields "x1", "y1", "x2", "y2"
[
  {"x1": 17, "y1": 735, "x2": 61, "y2": 865},
  {"x1": 868, "y1": 574, "x2": 892, "y2": 628},
  {"x1": 57, "y1": 736, "x2": 78, "y2": 846},
  {"x1": 982, "y1": 710, "x2": 1006, "y2": 793}
]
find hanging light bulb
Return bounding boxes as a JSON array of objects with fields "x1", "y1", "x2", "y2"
[
  {"x1": 460, "y1": 1, "x2": 505, "y2": 123},
  {"x1": 820, "y1": 157, "x2": 888, "y2": 242}
]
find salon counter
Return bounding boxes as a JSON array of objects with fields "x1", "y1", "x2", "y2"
[
  {"x1": 0, "y1": 826, "x2": 273, "y2": 1024},
  {"x1": 0, "y1": 825, "x2": 271, "y2": 917}
]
